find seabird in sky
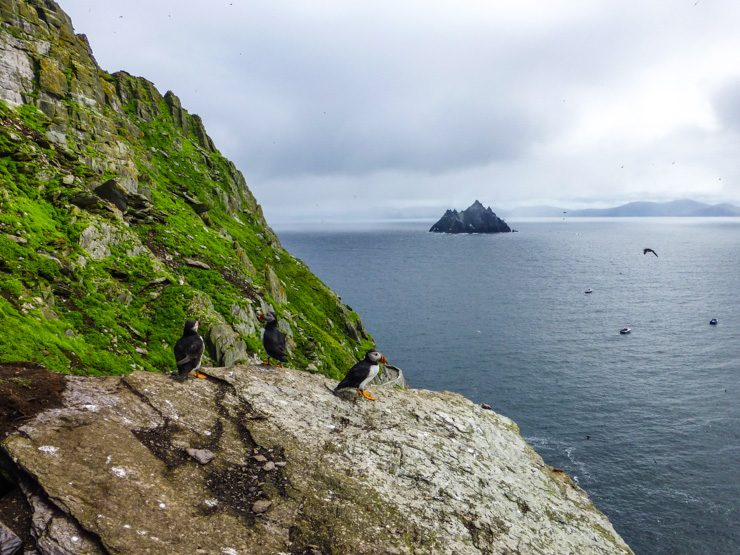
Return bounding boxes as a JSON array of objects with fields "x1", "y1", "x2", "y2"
[{"x1": 643, "y1": 248, "x2": 658, "y2": 257}]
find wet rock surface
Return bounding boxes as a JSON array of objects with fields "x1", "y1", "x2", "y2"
[{"x1": 0, "y1": 366, "x2": 632, "y2": 554}]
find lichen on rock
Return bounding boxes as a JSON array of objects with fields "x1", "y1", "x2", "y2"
[{"x1": 1, "y1": 366, "x2": 633, "y2": 554}]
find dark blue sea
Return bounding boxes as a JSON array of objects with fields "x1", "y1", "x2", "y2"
[{"x1": 276, "y1": 218, "x2": 740, "y2": 555}]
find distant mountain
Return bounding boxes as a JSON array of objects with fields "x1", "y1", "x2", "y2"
[
  {"x1": 687, "y1": 203, "x2": 740, "y2": 217},
  {"x1": 569, "y1": 199, "x2": 740, "y2": 217},
  {"x1": 508, "y1": 199, "x2": 740, "y2": 218}
]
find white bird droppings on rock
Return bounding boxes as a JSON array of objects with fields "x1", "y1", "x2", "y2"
[
  {"x1": 38, "y1": 445, "x2": 58, "y2": 454},
  {"x1": 110, "y1": 466, "x2": 128, "y2": 478}
]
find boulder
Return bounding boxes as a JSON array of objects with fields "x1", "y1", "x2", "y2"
[
  {"x1": 183, "y1": 258, "x2": 211, "y2": 270},
  {"x1": 264, "y1": 265, "x2": 287, "y2": 305},
  {"x1": 207, "y1": 325, "x2": 251, "y2": 367},
  {"x1": 1, "y1": 366, "x2": 633, "y2": 555},
  {"x1": 93, "y1": 179, "x2": 128, "y2": 213},
  {"x1": 186, "y1": 448, "x2": 215, "y2": 465},
  {"x1": 0, "y1": 34, "x2": 34, "y2": 106},
  {"x1": 0, "y1": 520, "x2": 22, "y2": 555}
]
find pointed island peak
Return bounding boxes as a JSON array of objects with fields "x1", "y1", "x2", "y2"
[{"x1": 430, "y1": 201, "x2": 511, "y2": 234}]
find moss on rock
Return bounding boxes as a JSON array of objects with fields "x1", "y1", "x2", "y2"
[{"x1": 0, "y1": 0, "x2": 373, "y2": 378}]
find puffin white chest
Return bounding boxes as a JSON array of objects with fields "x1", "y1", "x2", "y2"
[
  {"x1": 195, "y1": 334, "x2": 204, "y2": 370},
  {"x1": 359, "y1": 363, "x2": 379, "y2": 389}
]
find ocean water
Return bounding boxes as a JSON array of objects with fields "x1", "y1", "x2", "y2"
[{"x1": 276, "y1": 218, "x2": 740, "y2": 555}]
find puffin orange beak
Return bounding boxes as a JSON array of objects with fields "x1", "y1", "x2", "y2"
[
  {"x1": 257, "y1": 313, "x2": 265, "y2": 322},
  {"x1": 380, "y1": 355, "x2": 388, "y2": 364}
]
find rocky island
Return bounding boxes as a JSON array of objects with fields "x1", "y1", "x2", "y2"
[
  {"x1": 430, "y1": 200, "x2": 512, "y2": 234},
  {"x1": 0, "y1": 1, "x2": 631, "y2": 553}
]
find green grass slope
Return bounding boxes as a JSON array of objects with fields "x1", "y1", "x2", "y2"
[{"x1": 0, "y1": 0, "x2": 372, "y2": 378}]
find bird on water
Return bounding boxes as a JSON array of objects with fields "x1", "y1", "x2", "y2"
[
  {"x1": 173, "y1": 319, "x2": 206, "y2": 381},
  {"x1": 643, "y1": 248, "x2": 658, "y2": 257},
  {"x1": 258, "y1": 311, "x2": 287, "y2": 366},
  {"x1": 334, "y1": 349, "x2": 388, "y2": 401}
]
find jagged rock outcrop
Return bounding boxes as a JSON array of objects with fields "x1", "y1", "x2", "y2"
[
  {"x1": 430, "y1": 200, "x2": 512, "y2": 234},
  {"x1": 1, "y1": 365, "x2": 632, "y2": 554},
  {"x1": 0, "y1": 0, "x2": 372, "y2": 378}
]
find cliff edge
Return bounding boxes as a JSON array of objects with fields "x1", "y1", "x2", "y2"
[{"x1": 1, "y1": 364, "x2": 632, "y2": 554}]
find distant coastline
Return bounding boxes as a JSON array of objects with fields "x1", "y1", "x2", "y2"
[{"x1": 505, "y1": 199, "x2": 740, "y2": 218}]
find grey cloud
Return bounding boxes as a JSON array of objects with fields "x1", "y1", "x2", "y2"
[
  {"x1": 61, "y1": 0, "x2": 740, "y2": 219},
  {"x1": 713, "y1": 78, "x2": 740, "y2": 131}
]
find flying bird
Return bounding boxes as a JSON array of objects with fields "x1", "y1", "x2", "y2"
[
  {"x1": 173, "y1": 320, "x2": 205, "y2": 381},
  {"x1": 643, "y1": 248, "x2": 658, "y2": 257},
  {"x1": 258, "y1": 311, "x2": 287, "y2": 366},
  {"x1": 334, "y1": 350, "x2": 388, "y2": 401}
]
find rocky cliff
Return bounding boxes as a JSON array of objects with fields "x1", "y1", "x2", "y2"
[
  {"x1": 430, "y1": 201, "x2": 511, "y2": 234},
  {"x1": 0, "y1": 363, "x2": 632, "y2": 554},
  {"x1": 0, "y1": 3, "x2": 634, "y2": 553},
  {"x1": 0, "y1": 0, "x2": 372, "y2": 378}
]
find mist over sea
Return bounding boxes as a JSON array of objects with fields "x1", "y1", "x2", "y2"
[{"x1": 276, "y1": 217, "x2": 740, "y2": 555}]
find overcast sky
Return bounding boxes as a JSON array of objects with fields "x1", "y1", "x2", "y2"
[{"x1": 61, "y1": 0, "x2": 740, "y2": 221}]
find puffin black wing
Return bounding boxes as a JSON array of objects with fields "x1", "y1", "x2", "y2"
[
  {"x1": 174, "y1": 334, "x2": 205, "y2": 378},
  {"x1": 335, "y1": 359, "x2": 371, "y2": 390},
  {"x1": 643, "y1": 248, "x2": 658, "y2": 257},
  {"x1": 263, "y1": 327, "x2": 287, "y2": 362}
]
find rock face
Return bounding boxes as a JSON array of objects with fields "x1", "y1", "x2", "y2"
[
  {"x1": 430, "y1": 200, "x2": 512, "y2": 234},
  {"x1": 1, "y1": 366, "x2": 632, "y2": 554},
  {"x1": 0, "y1": 0, "x2": 371, "y2": 378}
]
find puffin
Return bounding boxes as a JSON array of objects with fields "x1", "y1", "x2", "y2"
[
  {"x1": 643, "y1": 248, "x2": 658, "y2": 257},
  {"x1": 334, "y1": 350, "x2": 388, "y2": 401},
  {"x1": 258, "y1": 311, "x2": 287, "y2": 366},
  {"x1": 173, "y1": 319, "x2": 206, "y2": 381}
]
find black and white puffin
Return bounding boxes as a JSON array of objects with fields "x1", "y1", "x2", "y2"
[
  {"x1": 334, "y1": 350, "x2": 388, "y2": 401},
  {"x1": 173, "y1": 319, "x2": 205, "y2": 381},
  {"x1": 258, "y1": 311, "x2": 287, "y2": 366}
]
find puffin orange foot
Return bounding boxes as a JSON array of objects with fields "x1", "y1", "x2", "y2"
[
  {"x1": 194, "y1": 372, "x2": 207, "y2": 379},
  {"x1": 361, "y1": 390, "x2": 377, "y2": 401}
]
